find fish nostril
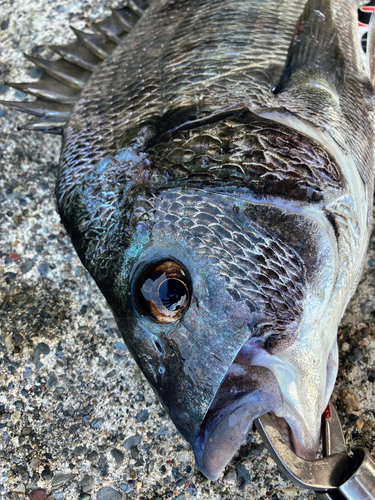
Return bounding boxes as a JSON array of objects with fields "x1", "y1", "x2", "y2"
[{"x1": 154, "y1": 338, "x2": 163, "y2": 354}]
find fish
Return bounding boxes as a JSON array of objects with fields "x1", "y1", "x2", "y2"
[{"x1": 1, "y1": 0, "x2": 375, "y2": 486}]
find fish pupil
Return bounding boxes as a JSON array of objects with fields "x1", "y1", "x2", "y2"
[{"x1": 159, "y1": 279, "x2": 188, "y2": 311}]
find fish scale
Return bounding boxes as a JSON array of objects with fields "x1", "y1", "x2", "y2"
[
  {"x1": 152, "y1": 188, "x2": 305, "y2": 326},
  {"x1": 1, "y1": 0, "x2": 375, "y2": 487}
]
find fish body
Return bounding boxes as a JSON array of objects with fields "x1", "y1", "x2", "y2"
[{"x1": 2, "y1": 0, "x2": 375, "y2": 482}]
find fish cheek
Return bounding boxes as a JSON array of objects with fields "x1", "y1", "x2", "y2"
[{"x1": 112, "y1": 303, "x2": 167, "y2": 388}]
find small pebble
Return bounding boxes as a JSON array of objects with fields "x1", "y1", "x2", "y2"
[
  {"x1": 17, "y1": 484, "x2": 26, "y2": 494},
  {"x1": 235, "y1": 463, "x2": 251, "y2": 485},
  {"x1": 29, "y1": 67, "x2": 43, "y2": 78},
  {"x1": 347, "y1": 347, "x2": 363, "y2": 363},
  {"x1": 124, "y1": 434, "x2": 142, "y2": 449},
  {"x1": 91, "y1": 417, "x2": 104, "y2": 429},
  {"x1": 157, "y1": 426, "x2": 169, "y2": 436},
  {"x1": 106, "y1": 369, "x2": 116, "y2": 378},
  {"x1": 223, "y1": 468, "x2": 237, "y2": 484},
  {"x1": 20, "y1": 259, "x2": 34, "y2": 273},
  {"x1": 32, "y1": 342, "x2": 50, "y2": 368},
  {"x1": 9, "y1": 251, "x2": 20, "y2": 261},
  {"x1": 4, "y1": 334, "x2": 12, "y2": 352},
  {"x1": 119, "y1": 484, "x2": 132, "y2": 493},
  {"x1": 54, "y1": 387, "x2": 65, "y2": 399},
  {"x1": 136, "y1": 409, "x2": 149, "y2": 422},
  {"x1": 48, "y1": 375, "x2": 58, "y2": 387},
  {"x1": 81, "y1": 475, "x2": 94, "y2": 493},
  {"x1": 114, "y1": 342, "x2": 127, "y2": 351},
  {"x1": 52, "y1": 473, "x2": 76, "y2": 489},
  {"x1": 30, "y1": 490, "x2": 46, "y2": 500},
  {"x1": 42, "y1": 465, "x2": 52, "y2": 481},
  {"x1": 111, "y1": 448, "x2": 124, "y2": 466},
  {"x1": 80, "y1": 403, "x2": 94, "y2": 415},
  {"x1": 341, "y1": 342, "x2": 350, "y2": 352},
  {"x1": 177, "y1": 450, "x2": 191, "y2": 463},
  {"x1": 284, "y1": 487, "x2": 298, "y2": 496},
  {"x1": 30, "y1": 457, "x2": 41, "y2": 469},
  {"x1": 73, "y1": 445, "x2": 89, "y2": 456},
  {"x1": 0, "y1": 18, "x2": 9, "y2": 30},
  {"x1": 96, "y1": 486, "x2": 121, "y2": 500},
  {"x1": 37, "y1": 263, "x2": 49, "y2": 276},
  {"x1": 356, "y1": 418, "x2": 364, "y2": 431}
]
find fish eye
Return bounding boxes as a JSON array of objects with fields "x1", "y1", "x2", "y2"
[{"x1": 133, "y1": 259, "x2": 191, "y2": 324}]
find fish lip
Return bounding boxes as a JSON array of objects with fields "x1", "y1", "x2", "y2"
[
  {"x1": 190, "y1": 362, "x2": 283, "y2": 481},
  {"x1": 189, "y1": 345, "x2": 319, "y2": 481}
]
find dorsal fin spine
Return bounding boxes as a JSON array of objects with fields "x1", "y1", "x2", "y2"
[{"x1": 0, "y1": 0, "x2": 149, "y2": 134}]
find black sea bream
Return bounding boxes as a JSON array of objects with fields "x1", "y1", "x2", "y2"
[{"x1": 2, "y1": 0, "x2": 375, "y2": 481}]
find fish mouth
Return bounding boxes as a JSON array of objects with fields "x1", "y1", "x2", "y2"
[{"x1": 191, "y1": 342, "x2": 320, "y2": 481}]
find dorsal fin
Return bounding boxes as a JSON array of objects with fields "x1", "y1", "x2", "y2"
[
  {"x1": 0, "y1": 0, "x2": 149, "y2": 134},
  {"x1": 274, "y1": 0, "x2": 344, "y2": 95}
]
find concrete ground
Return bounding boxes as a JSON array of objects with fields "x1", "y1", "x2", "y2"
[{"x1": 0, "y1": 1, "x2": 374, "y2": 499}]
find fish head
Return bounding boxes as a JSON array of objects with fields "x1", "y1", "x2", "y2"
[{"x1": 101, "y1": 118, "x2": 340, "y2": 479}]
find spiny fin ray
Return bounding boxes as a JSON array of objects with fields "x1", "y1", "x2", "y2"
[
  {"x1": 274, "y1": 0, "x2": 344, "y2": 94},
  {"x1": 19, "y1": 118, "x2": 67, "y2": 134},
  {"x1": 111, "y1": 6, "x2": 141, "y2": 31},
  {"x1": 128, "y1": 0, "x2": 148, "y2": 17},
  {"x1": 0, "y1": 99, "x2": 72, "y2": 118},
  {"x1": 69, "y1": 27, "x2": 118, "y2": 60},
  {"x1": 51, "y1": 41, "x2": 102, "y2": 72},
  {"x1": 5, "y1": 73, "x2": 80, "y2": 104},
  {"x1": 24, "y1": 54, "x2": 91, "y2": 90},
  {"x1": 95, "y1": 12, "x2": 129, "y2": 44}
]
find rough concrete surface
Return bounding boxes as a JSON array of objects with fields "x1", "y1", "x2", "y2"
[{"x1": 0, "y1": 1, "x2": 374, "y2": 500}]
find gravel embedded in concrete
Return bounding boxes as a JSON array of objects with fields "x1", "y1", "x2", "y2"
[{"x1": 0, "y1": 2, "x2": 375, "y2": 500}]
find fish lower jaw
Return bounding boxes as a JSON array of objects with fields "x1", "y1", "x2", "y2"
[{"x1": 191, "y1": 354, "x2": 320, "y2": 481}]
